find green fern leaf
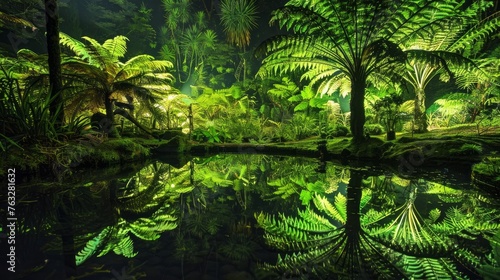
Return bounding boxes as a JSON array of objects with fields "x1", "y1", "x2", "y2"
[{"x1": 76, "y1": 226, "x2": 111, "y2": 265}]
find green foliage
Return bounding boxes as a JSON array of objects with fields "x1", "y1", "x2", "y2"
[
  {"x1": 258, "y1": 0, "x2": 498, "y2": 141},
  {"x1": 282, "y1": 113, "x2": 318, "y2": 140},
  {"x1": 432, "y1": 207, "x2": 500, "y2": 237},
  {"x1": 365, "y1": 124, "x2": 385, "y2": 135},
  {"x1": 220, "y1": 0, "x2": 258, "y2": 48},
  {"x1": 402, "y1": 255, "x2": 464, "y2": 279},
  {"x1": 76, "y1": 226, "x2": 111, "y2": 265},
  {"x1": 458, "y1": 143, "x2": 483, "y2": 155},
  {"x1": 478, "y1": 230, "x2": 500, "y2": 279},
  {"x1": 218, "y1": 234, "x2": 256, "y2": 261},
  {"x1": 84, "y1": 0, "x2": 156, "y2": 54},
  {"x1": 192, "y1": 126, "x2": 229, "y2": 143},
  {"x1": 324, "y1": 124, "x2": 349, "y2": 137},
  {"x1": 429, "y1": 92, "x2": 480, "y2": 127},
  {"x1": 373, "y1": 94, "x2": 405, "y2": 133},
  {"x1": 0, "y1": 77, "x2": 59, "y2": 145}
]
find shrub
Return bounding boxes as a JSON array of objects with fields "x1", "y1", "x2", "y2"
[
  {"x1": 325, "y1": 124, "x2": 349, "y2": 137},
  {"x1": 365, "y1": 124, "x2": 385, "y2": 135}
]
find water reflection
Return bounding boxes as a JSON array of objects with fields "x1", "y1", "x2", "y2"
[{"x1": 7, "y1": 155, "x2": 500, "y2": 279}]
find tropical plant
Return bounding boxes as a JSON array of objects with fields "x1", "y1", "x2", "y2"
[
  {"x1": 265, "y1": 77, "x2": 298, "y2": 122},
  {"x1": 160, "y1": 0, "x2": 228, "y2": 89},
  {"x1": 56, "y1": 33, "x2": 175, "y2": 136},
  {"x1": 0, "y1": 76, "x2": 59, "y2": 144},
  {"x1": 0, "y1": 1, "x2": 41, "y2": 54},
  {"x1": 282, "y1": 112, "x2": 318, "y2": 140},
  {"x1": 256, "y1": 171, "x2": 403, "y2": 278},
  {"x1": 398, "y1": 0, "x2": 500, "y2": 132},
  {"x1": 372, "y1": 94, "x2": 404, "y2": 140},
  {"x1": 0, "y1": 10, "x2": 36, "y2": 28},
  {"x1": 219, "y1": 0, "x2": 258, "y2": 48},
  {"x1": 191, "y1": 85, "x2": 261, "y2": 142},
  {"x1": 76, "y1": 162, "x2": 185, "y2": 265},
  {"x1": 257, "y1": 169, "x2": 500, "y2": 279},
  {"x1": 220, "y1": 0, "x2": 258, "y2": 83},
  {"x1": 257, "y1": 0, "x2": 498, "y2": 142}
]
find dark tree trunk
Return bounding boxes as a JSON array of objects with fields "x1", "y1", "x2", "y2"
[
  {"x1": 56, "y1": 196, "x2": 77, "y2": 277},
  {"x1": 44, "y1": 0, "x2": 64, "y2": 128},
  {"x1": 350, "y1": 78, "x2": 366, "y2": 143},
  {"x1": 103, "y1": 92, "x2": 119, "y2": 137},
  {"x1": 414, "y1": 87, "x2": 427, "y2": 132},
  {"x1": 346, "y1": 169, "x2": 362, "y2": 233}
]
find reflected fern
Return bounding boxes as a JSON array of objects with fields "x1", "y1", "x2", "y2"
[{"x1": 76, "y1": 226, "x2": 111, "y2": 265}]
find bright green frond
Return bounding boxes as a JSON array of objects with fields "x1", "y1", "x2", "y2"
[
  {"x1": 59, "y1": 32, "x2": 92, "y2": 62},
  {"x1": 102, "y1": 35, "x2": 129, "y2": 59}
]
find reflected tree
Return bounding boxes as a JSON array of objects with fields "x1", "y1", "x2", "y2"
[{"x1": 256, "y1": 169, "x2": 500, "y2": 279}]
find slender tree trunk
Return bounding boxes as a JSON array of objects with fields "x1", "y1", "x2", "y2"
[
  {"x1": 414, "y1": 87, "x2": 427, "y2": 132},
  {"x1": 350, "y1": 77, "x2": 366, "y2": 143},
  {"x1": 103, "y1": 92, "x2": 118, "y2": 137},
  {"x1": 45, "y1": 0, "x2": 64, "y2": 128}
]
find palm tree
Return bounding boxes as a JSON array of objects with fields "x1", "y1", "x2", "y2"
[
  {"x1": 257, "y1": 0, "x2": 481, "y2": 142},
  {"x1": 58, "y1": 33, "x2": 175, "y2": 136},
  {"x1": 399, "y1": 1, "x2": 500, "y2": 132},
  {"x1": 220, "y1": 0, "x2": 258, "y2": 82},
  {"x1": 219, "y1": 0, "x2": 258, "y2": 48}
]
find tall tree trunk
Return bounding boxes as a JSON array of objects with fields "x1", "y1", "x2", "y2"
[
  {"x1": 344, "y1": 169, "x2": 363, "y2": 274},
  {"x1": 350, "y1": 77, "x2": 366, "y2": 143},
  {"x1": 346, "y1": 169, "x2": 362, "y2": 233},
  {"x1": 45, "y1": 0, "x2": 64, "y2": 128},
  {"x1": 414, "y1": 87, "x2": 427, "y2": 132}
]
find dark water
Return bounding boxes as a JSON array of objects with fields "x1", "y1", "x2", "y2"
[{"x1": 2, "y1": 154, "x2": 499, "y2": 280}]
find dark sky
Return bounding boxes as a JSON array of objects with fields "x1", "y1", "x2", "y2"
[{"x1": 0, "y1": 0, "x2": 288, "y2": 55}]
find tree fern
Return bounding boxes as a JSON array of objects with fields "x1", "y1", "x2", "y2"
[
  {"x1": 258, "y1": 0, "x2": 476, "y2": 141},
  {"x1": 59, "y1": 33, "x2": 92, "y2": 62}
]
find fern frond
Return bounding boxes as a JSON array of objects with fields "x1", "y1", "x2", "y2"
[
  {"x1": 113, "y1": 235, "x2": 138, "y2": 258},
  {"x1": 59, "y1": 32, "x2": 92, "y2": 62},
  {"x1": 76, "y1": 226, "x2": 111, "y2": 265},
  {"x1": 313, "y1": 193, "x2": 346, "y2": 224},
  {"x1": 102, "y1": 35, "x2": 128, "y2": 59}
]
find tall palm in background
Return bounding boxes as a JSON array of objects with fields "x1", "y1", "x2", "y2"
[
  {"x1": 257, "y1": 0, "x2": 483, "y2": 142},
  {"x1": 220, "y1": 0, "x2": 258, "y2": 82}
]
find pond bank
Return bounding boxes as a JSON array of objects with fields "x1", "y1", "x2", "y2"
[
  {"x1": 3, "y1": 131, "x2": 499, "y2": 189},
  {"x1": 189, "y1": 134, "x2": 500, "y2": 164}
]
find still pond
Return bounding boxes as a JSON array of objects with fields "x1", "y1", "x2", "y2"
[{"x1": 4, "y1": 154, "x2": 500, "y2": 280}]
